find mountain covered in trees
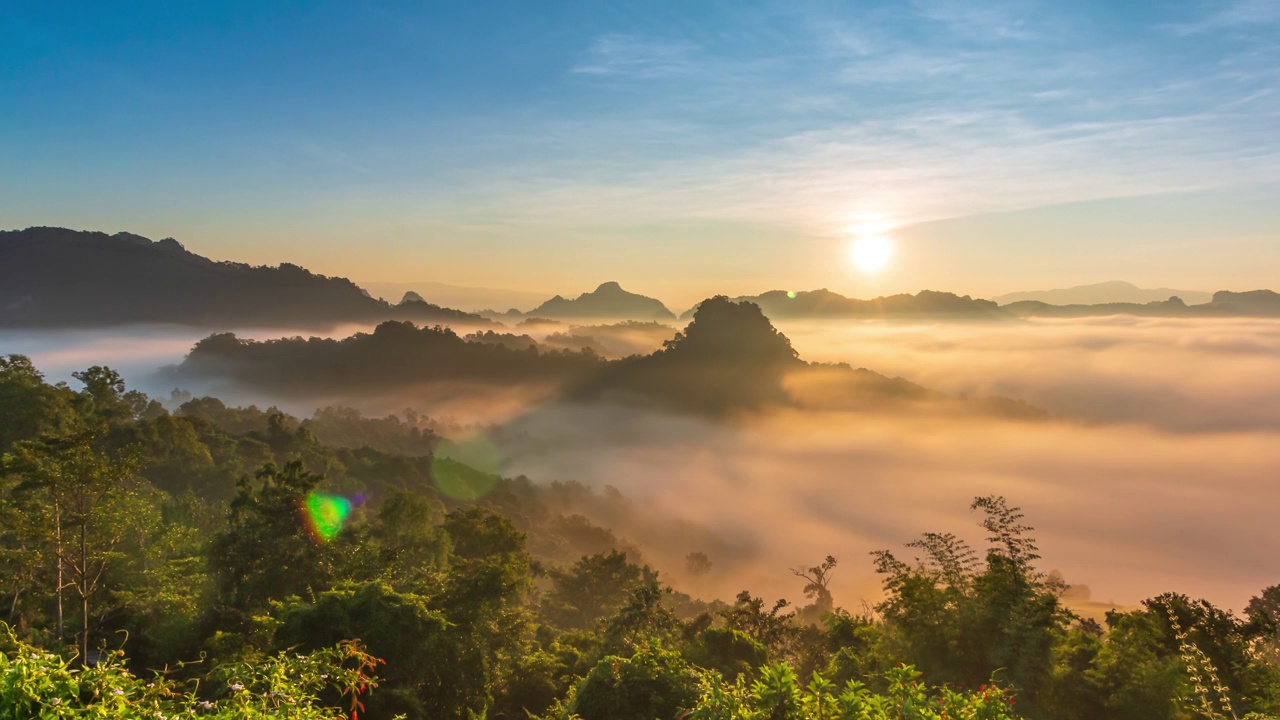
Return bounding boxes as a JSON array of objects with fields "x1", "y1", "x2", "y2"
[
  {"x1": 2, "y1": 354, "x2": 1279, "y2": 718},
  {"x1": 991, "y1": 280, "x2": 1214, "y2": 306},
  {"x1": 7, "y1": 227, "x2": 1280, "y2": 328},
  {"x1": 682, "y1": 289, "x2": 1008, "y2": 321},
  {"x1": 176, "y1": 320, "x2": 606, "y2": 393},
  {"x1": 684, "y1": 287, "x2": 1280, "y2": 321},
  {"x1": 1001, "y1": 289, "x2": 1280, "y2": 318},
  {"x1": 0, "y1": 227, "x2": 488, "y2": 328},
  {"x1": 526, "y1": 281, "x2": 677, "y2": 320},
  {"x1": 172, "y1": 296, "x2": 1039, "y2": 418}
]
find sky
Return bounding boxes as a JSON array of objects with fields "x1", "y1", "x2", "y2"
[{"x1": 2, "y1": 1, "x2": 1278, "y2": 309}]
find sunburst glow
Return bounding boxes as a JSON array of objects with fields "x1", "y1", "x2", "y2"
[{"x1": 849, "y1": 235, "x2": 894, "y2": 273}]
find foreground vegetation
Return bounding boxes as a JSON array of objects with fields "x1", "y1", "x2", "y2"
[{"x1": 2, "y1": 354, "x2": 1278, "y2": 718}]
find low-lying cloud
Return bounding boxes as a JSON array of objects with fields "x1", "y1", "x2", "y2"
[
  {"x1": 492, "y1": 317, "x2": 1280, "y2": 613},
  {"x1": 775, "y1": 316, "x2": 1280, "y2": 431},
  {"x1": 499, "y1": 401, "x2": 1280, "y2": 615},
  {"x1": 7, "y1": 316, "x2": 1278, "y2": 615}
]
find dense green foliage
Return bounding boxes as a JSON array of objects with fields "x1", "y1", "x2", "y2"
[
  {"x1": 0, "y1": 626, "x2": 384, "y2": 719},
  {"x1": 178, "y1": 321, "x2": 605, "y2": 395},
  {"x1": 2, "y1": 353, "x2": 1279, "y2": 718}
]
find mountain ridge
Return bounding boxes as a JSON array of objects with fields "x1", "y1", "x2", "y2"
[
  {"x1": 173, "y1": 295, "x2": 1042, "y2": 420},
  {"x1": 0, "y1": 227, "x2": 488, "y2": 329},
  {"x1": 525, "y1": 281, "x2": 677, "y2": 320},
  {"x1": 679, "y1": 288, "x2": 1007, "y2": 321},
  {"x1": 992, "y1": 280, "x2": 1212, "y2": 306},
  {"x1": 7, "y1": 227, "x2": 1280, "y2": 327}
]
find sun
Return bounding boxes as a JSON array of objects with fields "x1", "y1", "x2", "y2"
[{"x1": 848, "y1": 235, "x2": 894, "y2": 273}]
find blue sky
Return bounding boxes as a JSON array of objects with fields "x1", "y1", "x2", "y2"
[{"x1": 2, "y1": 1, "x2": 1278, "y2": 305}]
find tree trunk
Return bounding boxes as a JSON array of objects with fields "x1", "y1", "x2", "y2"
[
  {"x1": 79, "y1": 517, "x2": 88, "y2": 663},
  {"x1": 54, "y1": 498, "x2": 63, "y2": 643}
]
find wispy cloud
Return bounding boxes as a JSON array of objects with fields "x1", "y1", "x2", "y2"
[
  {"x1": 1164, "y1": 0, "x2": 1280, "y2": 35},
  {"x1": 571, "y1": 33, "x2": 699, "y2": 78},
  {"x1": 33, "y1": 2, "x2": 1274, "y2": 291},
  {"x1": 908, "y1": 0, "x2": 1040, "y2": 42},
  {"x1": 434, "y1": 2, "x2": 1277, "y2": 239}
]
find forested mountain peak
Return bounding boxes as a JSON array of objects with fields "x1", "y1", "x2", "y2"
[
  {"x1": 1211, "y1": 289, "x2": 1280, "y2": 312},
  {"x1": 0, "y1": 227, "x2": 486, "y2": 328},
  {"x1": 528, "y1": 281, "x2": 676, "y2": 320},
  {"x1": 661, "y1": 295, "x2": 800, "y2": 367},
  {"x1": 679, "y1": 288, "x2": 1007, "y2": 321},
  {"x1": 992, "y1": 280, "x2": 1214, "y2": 306}
]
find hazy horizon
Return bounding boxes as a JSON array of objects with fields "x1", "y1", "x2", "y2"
[{"x1": 4, "y1": 3, "x2": 1279, "y2": 304}]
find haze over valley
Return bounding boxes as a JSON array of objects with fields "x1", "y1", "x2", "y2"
[
  {"x1": 3, "y1": 233, "x2": 1277, "y2": 618},
  {"x1": 4, "y1": 3, "x2": 1280, "y2": 717}
]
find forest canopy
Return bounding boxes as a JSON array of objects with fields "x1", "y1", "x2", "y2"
[{"x1": 2, "y1": 352, "x2": 1278, "y2": 718}]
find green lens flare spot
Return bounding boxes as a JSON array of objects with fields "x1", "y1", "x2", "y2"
[
  {"x1": 786, "y1": 291, "x2": 797, "y2": 299},
  {"x1": 432, "y1": 435, "x2": 502, "y2": 501},
  {"x1": 304, "y1": 492, "x2": 352, "y2": 542}
]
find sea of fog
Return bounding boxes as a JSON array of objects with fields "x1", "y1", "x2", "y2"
[{"x1": 2, "y1": 316, "x2": 1278, "y2": 614}]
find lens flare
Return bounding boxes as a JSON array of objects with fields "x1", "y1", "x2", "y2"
[
  {"x1": 786, "y1": 291, "x2": 798, "y2": 299},
  {"x1": 303, "y1": 492, "x2": 352, "y2": 542},
  {"x1": 432, "y1": 435, "x2": 502, "y2": 501}
]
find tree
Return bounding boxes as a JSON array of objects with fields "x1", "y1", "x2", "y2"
[
  {"x1": 6, "y1": 431, "x2": 148, "y2": 661},
  {"x1": 72, "y1": 366, "x2": 158, "y2": 425},
  {"x1": 0, "y1": 354, "x2": 76, "y2": 454},
  {"x1": 558, "y1": 643, "x2": 700, "y2": 720},
  {"x1": 209, "y1": 460, "x2": 339, "y2": 614},
  {"x1": 871, "y1": 496, "x2": 1068, "y2": 714},
  {"x1": 686, "y1": 627, "x2": 768, "y2": 681},
  {"x1": 372, "y1": 487, "x2": 451, "y2": 592},
  {"x1": 0, "y1": 471, "x2": 44, "y2": 633},
  {"x1": 433, "y1": 507, "x2": 533, "y2": 717},
  {"x1": 600, "y1": 578, "x2": 683, "y2": 655},
  {"x1": 721, "y1": 591, "x2": 796, "y2": 654},
  {"x1": 685, "y1": 551, "x2": 713, "y2": 577},
  {"x1": 277, "y1": 583, "x2": 454, "y2": 720},
  {"x1": 1246, "y1": 584, "x2": 1280, "y2": 666},
  {"x1": 543, "y1": 550, "x2": 647, "y2": 630},
  {"x1": 792, "y1": 555, "x2": 837, "y2": 620}
]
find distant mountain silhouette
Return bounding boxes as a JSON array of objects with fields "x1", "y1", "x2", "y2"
[
  {"x1": 528, "y1": 282, "x2": 676, "y2": 320},
  {"x1": 477, "y1": 308, "x2": 527, "y2": 321},
  {"x1": 360, "y1": 279, "x2": 550, "y2": 312},
  {"x1": 1002, "y1": 297, "x2": 1192, "y2": 318},
  {"x1": 570, "y1": 296, "x2": 803, "y2": 413},
  {"x1": 0, "y1": 227, "x2": 487, "y2": 328},
  {"x1": 1208, "y1": 289, "x2": 1280, "y2": 315},
  {"x1": 568, "y1": 297, "x2": 1034, "y2": 417},
  {"x1": 992, "y1": 281, "x2": 1212, "y2": 306},
  {"x1": 1003, "y1": 290, "x2": 1280, "y2": 318},
  {"x1": 173, "y1": 320, "x2": 602, "y2": 393},
  {"x1": 173, "y1": 295, "x2": 1036, "y2": 419},
  {"x1": 679, "y1": 289, "x2": 1006, "y2": 321},
  {"x1": 687, "y1": 285, "x2": 1280, "y2": 321}
]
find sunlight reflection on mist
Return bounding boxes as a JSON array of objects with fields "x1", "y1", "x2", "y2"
[
  {"x1": 5, "y1": 316, "x2": 1278, "y2": 614},
  {"x1": 499, "y1": 402, "x2": 1280, "y2": 615}
]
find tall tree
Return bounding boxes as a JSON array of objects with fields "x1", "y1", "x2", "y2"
[
  {"x1": 6, "y1": 431, "x2": 146, "y2": 660},
  {"x1": 872, "y1": 496, "x2": 1069, "y2": 714},
  {"x1": 792, "y1": 555, "x2": 838, "y2": 620},
  {"x1": 210, "y1": 460, "x2": 339, "y2": 615},
  {"x1": 0, "y1": 354, "x2": 77, "y2": 454}
]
